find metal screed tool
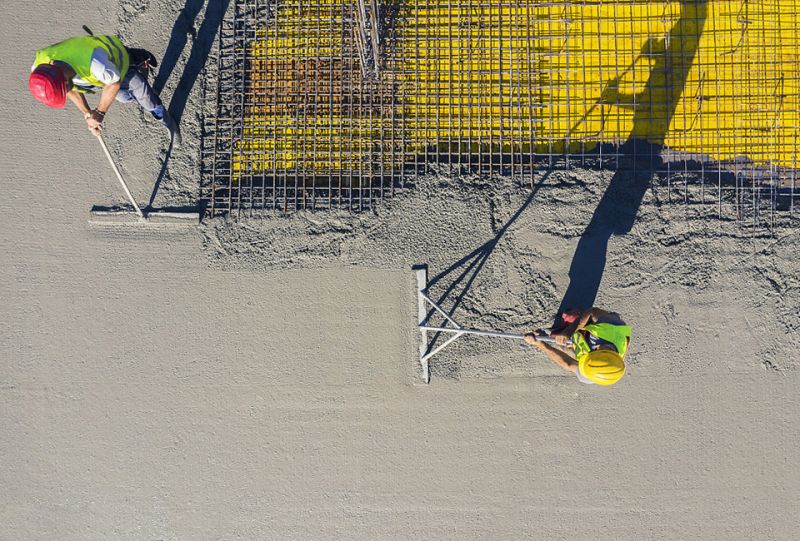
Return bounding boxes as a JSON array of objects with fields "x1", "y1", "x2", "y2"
[{"x1": 414, "y1": 264, "x2": 568, "y2": 383}]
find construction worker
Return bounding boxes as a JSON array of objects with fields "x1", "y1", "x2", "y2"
[
  {"x1": 28, "y1": 34, "x2": 180, "y2": 143},
  {"x1": 524, "y1": 307, "x2": 630, "y2": 386}
]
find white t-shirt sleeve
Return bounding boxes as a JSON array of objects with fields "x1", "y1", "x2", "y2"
[{"x1": 89, "y1": 47, "x2": 121, "y2": 84}]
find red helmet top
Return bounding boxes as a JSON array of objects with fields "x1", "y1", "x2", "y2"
[{"x1": 29, "y1": 64, "x2": 67, "y2": 108}]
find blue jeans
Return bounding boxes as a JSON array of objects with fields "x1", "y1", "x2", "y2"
[{"x1": 116, "y1": 69, "x2": 165, "y2": 120}]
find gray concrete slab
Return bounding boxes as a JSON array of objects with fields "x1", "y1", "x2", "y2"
[{"x1": 2, "y1": 1, "x2": 799, "y2": 539}]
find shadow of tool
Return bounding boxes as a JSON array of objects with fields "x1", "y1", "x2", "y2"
[
  {"x1": 144, "y1": 134, "x2": 175, "y2": 212},
  {"x1": 557, "y1": 0, "x2": 708, "y2": 316},
  {"x1": 423, "y1": 172, "x2": 551, "y2": 357},
  {"x1": 154, "y1": 0, "x2": 231, "y2": 124}
]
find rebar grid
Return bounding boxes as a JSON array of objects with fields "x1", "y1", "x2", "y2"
[{"x1": 202, "y1": 0, "x2": 800, "y2": 226}]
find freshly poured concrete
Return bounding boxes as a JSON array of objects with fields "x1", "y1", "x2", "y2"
[{"x1": 2, "y1": 1, "x2": 800, "y2": 539}]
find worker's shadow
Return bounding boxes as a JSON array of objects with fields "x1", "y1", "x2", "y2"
[
  {"x1": 425, "y1": 172, "x2": 550, "y2": 354},
  {"x1": 155, "y1": 0, "x2": 231, "y2": 124},
  {"x1": 146, "y1": 0, "x2": 230, "y2": 207},
  {"x1": 145, "y1": 135, "x2": 174, "y2": 212},
  {"x1": 557, "y1": 0, "x2": 708, "y2": 318}
]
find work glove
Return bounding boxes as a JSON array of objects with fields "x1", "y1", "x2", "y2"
[{"x1": 85, "y1": 109, "x2": 105, "y2": 136}]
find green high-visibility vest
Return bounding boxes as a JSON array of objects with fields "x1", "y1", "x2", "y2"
[
  {"x1": 572, "y1": 323, "x2": 631, "y2": 361},
  {"x1": 34, "y1": 35, "x2": 130, "y2": 91}
]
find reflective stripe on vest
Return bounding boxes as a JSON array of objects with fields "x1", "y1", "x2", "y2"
[
  {"x1": 34, "y1": 35, "x2": 130, "y2": 90},
  {"x1": 571, "y1": 323, "x2": 632, "y2": 361}
]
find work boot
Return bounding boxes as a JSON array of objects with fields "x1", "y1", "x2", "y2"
[{"x1": 160, "y1": 109, "x2": 182, "y2": 147}]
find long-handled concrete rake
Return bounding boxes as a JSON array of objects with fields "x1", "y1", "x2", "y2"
[
  {"x1": 414, "y1": 264, "x2": 568, "y2": 383},
  {"x1": 90, "y1": 134, "x2": 199, "y2": 224}
]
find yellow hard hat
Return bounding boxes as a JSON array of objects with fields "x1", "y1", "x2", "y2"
[{"x1": 578, "y1": 350, "x2": 626, "y2": 386}]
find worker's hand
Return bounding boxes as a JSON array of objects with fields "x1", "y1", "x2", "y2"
[
  {"x1": 523, "y1": 333, "x2": 539, "y2": 346},
  {"x1": 552, "y1": 333, "x2": 570, "y2": 347},
  {"x1": 524, "y1": 332, "x2": 545, "y2": 348},
  {"x1": 86, "y1": 109, "x2": 105, "y2": 136}
]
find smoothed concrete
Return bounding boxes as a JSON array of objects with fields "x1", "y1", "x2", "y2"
[{"x1": 2, "y1": 1, "x2": 799, "y2": 539}]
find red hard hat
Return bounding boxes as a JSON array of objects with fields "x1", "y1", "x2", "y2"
[{"x1": 29, "y1": 64, "x2": 67, "y2": 108}]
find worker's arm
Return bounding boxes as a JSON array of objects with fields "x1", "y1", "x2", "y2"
[
  {"x1": 84, "y1": 82, "x2": 122, "y2": 136},
  {"x1": 575, "y1": 307, "x2": 599, "y2": 330},
  {"x1": 551, "y1": 308, "x2": 594, "y2": 344},
  {"x1": 67, "y1": 90, "x2": 105, "y2": 136},
  {"x1": 95, "y1": 81, "x2": 121, "y2": 115},
  {"x1": 66, "y1": 89, "x2": 92, "y2": 116},
  {"x1": 524, "y1": 334, "x2": 578, "y2": 374},
  {"x1": 552, "y1": 307, "x2": 613, "y2": 345}
]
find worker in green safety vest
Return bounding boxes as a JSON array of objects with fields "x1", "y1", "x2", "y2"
[
  {"x1": 29, "y1": 34, "x2": 180, "y2": 144},
  {"x1": 524, "y1": 307, "x2": 630, "y2": 386}
]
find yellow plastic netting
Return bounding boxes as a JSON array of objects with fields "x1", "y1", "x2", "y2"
[{"x1": 233, "y1": 0, "x2": 800, "y2": 176}]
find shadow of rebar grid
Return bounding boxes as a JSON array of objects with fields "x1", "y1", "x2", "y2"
[{"x1": 201, "y1": 0, "x2": 800, "y2": 228}]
